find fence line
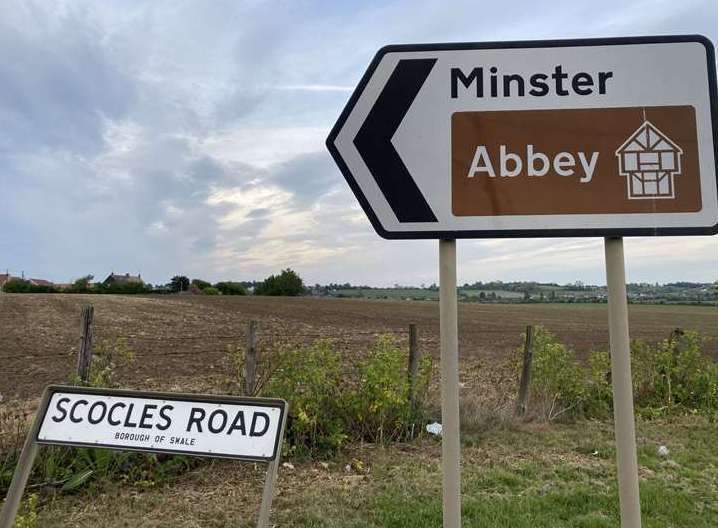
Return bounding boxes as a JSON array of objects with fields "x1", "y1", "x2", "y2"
[
  {"x1": 0, "y1": 330, "x2": 430, "y2": 362},
  {"x1": 4, "y1": 317, "x2": 535, "y2": 366}
]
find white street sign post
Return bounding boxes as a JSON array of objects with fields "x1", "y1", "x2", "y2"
[
  {"x1": 604, "y1": 237, "x2": 642, "y2": 528},
  {"x1": 0, "y1": 386, "x2": 288, "y2": 528},
  {"x1": 439, "y1": 239, "x2": 461, "y2": 527},
  {"x1": 327, "y1": 35, "x2": 718, "y2": 528}
]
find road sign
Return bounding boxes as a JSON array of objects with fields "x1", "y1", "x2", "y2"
[
  {"x1": 37, "y1": 387, "x2": 285, "y2": 461},
  {"x1": 1, "y1": 386, "x2": 288, "y2": 528},
  {"x1": 327, "y1": 35, "x2": 718, "y2": 239}
]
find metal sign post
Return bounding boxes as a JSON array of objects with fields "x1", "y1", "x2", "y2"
[
  {"x1": 439, "y1": 239, "x2": 461, "y2": 527},
  {"x1": 604, "y1": 237, "x2": 642, "y2": 528},
  {"x1": 0, "y1": 386, "x2": 288, "y2": 528}
]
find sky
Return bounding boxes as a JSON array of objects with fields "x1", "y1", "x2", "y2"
[{"x1": 1, "y1": 0, "x2": 717, "y2": 287}]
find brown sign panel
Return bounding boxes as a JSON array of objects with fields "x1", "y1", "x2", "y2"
[{"x1": 451, "y1": 106, "x2": 701, "y2": 216}]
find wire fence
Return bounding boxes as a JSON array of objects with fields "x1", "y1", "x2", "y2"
[
  {"x1": 0, "y1": 327, "x2": 437, "y2": 363},
  {"x1": 1, "y1": 304, "x2": 537, "y2": 380}
]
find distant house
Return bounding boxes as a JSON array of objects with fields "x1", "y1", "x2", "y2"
[
  {"x1": 103, "y1": 273, "x2": 144, "y2": 286},
  {"x1": 615, "y1": 121, "x2": 683, "y2": 200},
  {"x1": 0, "y1": 274, "x2": 55, "y2": 292},
  {"x1": 28, "y1": 278, "x2": 55, "y2": 287}
]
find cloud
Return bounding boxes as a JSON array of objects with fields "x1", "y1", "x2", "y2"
[
  {"x1": 1, "y1": 0, "x2": 717, "y2": 286},
  {"x1": 0, "y1": 4, "x2": 136, "y2": 157},
  {"x1": 277, "y1": 85, "x2": 354, "y2": 93},
  {"x1": 199, "y1": 127, "x2": 328, "y2": 169}
]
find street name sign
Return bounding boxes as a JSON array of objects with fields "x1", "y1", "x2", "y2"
[
  {"x1": 327, "y1": 35, "x2": 718, "y2": 239},
  {"x1": 36, "y1": 387, "x2": 286, "y2": 461},
  {"x1": 1, "y1": 386, "x2": 288, "y2": 528}
]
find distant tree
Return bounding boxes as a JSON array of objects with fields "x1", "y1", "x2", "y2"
[
  {"x1": 70, "y1": 274, "x2": 94, "y2": 293},
  {"x1": 2, "y1": 279, "x2": 57, "y2": 294},
  {"x1": 214, "y1": 281, "x2": 247, "y2": 296},
  {"x1": 2, "y1": 279, "x2": 30, "y2": 293},
  {"x1": 203, "y1": 286, "x2": 220, "y2": 295},
  {"x1": 191, "y1": 279, "x2": 212, "y2": 290},
  {"x1": 255, "y1": 269, "x2": 305, "y2": 296},
  {"x1": 94, "y1": 281, "x2": 152, "y2": 295},
  {"x1": 170, "y1": 275, "x2": 190, "y2": 293}
]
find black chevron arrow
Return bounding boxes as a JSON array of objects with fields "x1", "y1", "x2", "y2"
[{"x1": 354, "y1": 58, "x2": 438, "y2": 223}]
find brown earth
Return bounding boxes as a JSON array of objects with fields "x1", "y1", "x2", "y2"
[{"x1": 1, "y1": 294, "x2": 717, "y2": 400}]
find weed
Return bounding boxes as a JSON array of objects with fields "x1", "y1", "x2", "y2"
[
  {"x1": 347, "y1": 335, "x2": 432, "y2": 443},
  {"x1": 12, "y1": 493, "x2": 38, "y2": 528},
  {"x1": 524, "y1": 327, "x2": 718, "y2": 420},
  {"x1": 71, "y1": 337, "x2": 135, "y2": 388},
  {"x1": 264, "y1": 340, "x2": 347, "y2": 456},
  {"x1": 257, "y1": 336, "x2": 432, "y2": 456},
  {"x1": 527, "y1": 327, "x2": 586, "y2": 420}
]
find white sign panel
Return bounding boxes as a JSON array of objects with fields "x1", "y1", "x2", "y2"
[
  {"x1": 37, "y1": 389, "x2": 286, "y2": 461},
  {"x1": 327, "y1": 35, "x2": 718, "y2": 239}
]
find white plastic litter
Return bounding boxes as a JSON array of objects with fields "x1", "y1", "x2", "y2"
[
  {"x1": 657, "y1": 445, "x2": 670, "y2": 457},
  {"x1": 426, "y1": 422, "x2": 443, "y2": 436}
]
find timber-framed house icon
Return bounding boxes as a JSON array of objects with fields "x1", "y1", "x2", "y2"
[{"x1": 615, "y1": 121, "x2": 683, "y2": 200}]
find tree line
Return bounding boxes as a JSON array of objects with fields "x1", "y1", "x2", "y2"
[{"x1": 1, "y1": 269, "x2": 306, "y2": 297}]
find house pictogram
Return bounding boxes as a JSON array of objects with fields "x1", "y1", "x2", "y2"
[{"x1": 615, "y1": 121, "x2": 683, "y2": 200}]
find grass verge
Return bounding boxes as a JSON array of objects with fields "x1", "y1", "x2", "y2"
[{"x1": 25, "y1": 416, "x2": 717, "y2": 527}]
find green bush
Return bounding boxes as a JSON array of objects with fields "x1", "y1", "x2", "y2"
[
  {"x1": 264, "y1": 341, "x2": 347, "y2": 456},
  {"x1": 528, "y1": 327, "x2": 586, "y2": 420},
  {"x1": 631, "y1": 331, "x2": 718, "y2": 416},
  {"x1": 346, "y1": 336, "x2": 431, "y2": 443},
  {"x1": 191, "y1": 279, "x2": 212, "y2": 290},
  {"x1": 202, "y1": 286, "x2": 220, "y2": 295},
  {"x1": 256, "y1": 336, "x2": 431, "y2": 456},
  {"x1": 92, "y1": 282, "x2": 153, "y2": 295},
  {"x1": 2, "y1": 279, "x2": 57, "y2": 293},
  {"x1": 65, "y1": 275, "x2": 94, "y2": 293},
  {"x1": 214, "y1": 282, "x2": 247, "y2": 295},
  {"x1": 584, "y1": 349, "x2": 613, "y2": 419},
  {"x1": 522, "y1": 327, "x2": 718, "y2": 421},
  {"x1": 255, "y1": 269, "x2": 305, "y2": 296}
]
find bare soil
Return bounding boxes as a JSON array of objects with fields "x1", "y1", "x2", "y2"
[{"x1": 1, "y1": 294, "x2": 717, "y2": 400}]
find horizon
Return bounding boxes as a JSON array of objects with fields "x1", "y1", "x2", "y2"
[{"x1": 1, "y1": 266, "x2": 715, "y2": 289}]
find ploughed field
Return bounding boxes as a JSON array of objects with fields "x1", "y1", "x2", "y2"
[{"x1": 1, "y1": 294, "x2": 717, "y2": 400}]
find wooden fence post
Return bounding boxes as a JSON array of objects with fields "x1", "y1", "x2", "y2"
[
  {"x1": 407, "y1": 323, "x2": 420, "y2": 411},
  {"x1": 77, "y1": 305, "x2": 94, "y2": 385},
  {"x1": 244, "y1": 320, "x2": 258, "y2": 396},
  {"x1": 515, "y1": 325, "x2": 534, "y2": 417}
]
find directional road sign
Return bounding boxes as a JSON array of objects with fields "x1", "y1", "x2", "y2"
[{"x1": 326, "y1": 35, "x2": 718, "y2": 239}]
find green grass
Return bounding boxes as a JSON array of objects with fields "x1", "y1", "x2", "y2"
[
  {"x1": 332, "y1": 288, "x2": 439, "y2": 300},
  {"x1": 331, "y1": 288, "x2": 525, "y2": 300},
  {"x1": 28, "y1": 417, "x2": 717, "y2": 527}
]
